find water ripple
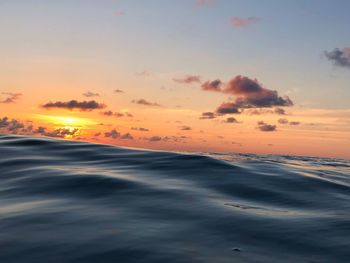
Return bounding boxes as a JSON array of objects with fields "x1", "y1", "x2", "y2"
[{"x1": 0, "y1": 134, "x2": 350, "y2": 263}]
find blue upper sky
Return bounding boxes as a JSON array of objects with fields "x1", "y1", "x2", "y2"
[{"x1": 1, "y1": 0, "x2": 349, "y2": 108}]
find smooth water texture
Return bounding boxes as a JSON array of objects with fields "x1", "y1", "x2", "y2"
[{"x1": 0, "y1": 134, "x2": 349, "y2": 263}]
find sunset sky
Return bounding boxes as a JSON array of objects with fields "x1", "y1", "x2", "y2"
[{"x1": 1, "y1": 0, "x2": 350, "y2": 159}]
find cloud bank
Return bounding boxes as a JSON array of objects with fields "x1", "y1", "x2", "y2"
[
  {"x1": 201, "y1": 75, "x2": 293, "y2": 115},
  {"x1": 42, "y1": 100, "x2": 106, "y2": 111}
]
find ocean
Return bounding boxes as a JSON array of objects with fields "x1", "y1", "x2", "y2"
[{"x1": 0, "y1": 134, "x2": 349, "y2": 262}]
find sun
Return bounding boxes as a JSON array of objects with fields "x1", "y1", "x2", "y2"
[
  {"x1": 34, "y1": 114, "x2": 97, "y2": 127},
  {"x1": 59, "y1": 117, "x2": 76, "y2": 126}
]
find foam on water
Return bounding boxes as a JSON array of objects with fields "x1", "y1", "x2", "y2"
[{"x1": 0, "y1": 134, "x2": 349, "y2": 262}]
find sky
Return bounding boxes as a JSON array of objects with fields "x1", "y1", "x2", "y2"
[{"x1": 0, "y1": 0, "x2": 350, "y2": 159}]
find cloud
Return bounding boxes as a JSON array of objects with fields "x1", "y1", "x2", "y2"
[
  {"x1": 101, "y1": 111, "x2": 133, "y2": 118},
  {"x1": 120, "y1": 133, "x2": 134, "y2": 140},
  {"x1": 0, "y1": 92, "x2": 22, "y2": 104},
  {"x1": 204, "y1": 76, "x2": 292, "y2": 114},
  {"x1": 131, "y1": 127, "x2": 150, "y2": 132},
  {"x1": 136, "y1": 71, "x2": 154, "y2": 77},
  {"x1": 274, "y1": 107, "x2": 286, "y2": 115},
  {"x1": 83, "y1": 91, "x2": 99, "y2": 98},
  {"x1": 257, "y1": 121, "x2": 276, "y2": 132},
  {"x1": 0, "y1": 117, "x2": 25, "y2": 133},
  {"x1": 162, "y1": 135, "x2": 188, "y2": 143},
  {"x1": 324, "y1": 48, "x2": 350, "y2": 68},
  {"x1": 200, "y1": 112, "x2": 216, "y2": 119},
  {"x1": 32, "y1": 125, "x2": 79, "y2": 138},
  {"x1": 7, "y1": 119, "x2": 24, "y2": 132},
  {"x1": 34, "y1": 126, "x2": 47, "y2": 134},
  {"x1": 278, "y1": 118, "x2": 289, "y2": 124},
  {"x1": 180, "y1": 125, "x2": 192, "y2": 131},
  {"x1": 114, "y1": 89, "x2": 124, "y2": 93},
  {"x1": 224, "y1": 117, "x2": 238, "y2": 123},
  {"x1": 44, "y1": 128, "x2": 79, "y2": 138},
  {"x1": 42, "y1": 100, "x2": 106, "y2": 111},
  {"x1": 104, "y1": 129, "x2": 120, "y2": 139},
  {"x1": 132, "y1": 99, "x2": 161, "y2": 107},
  {"x1": 104, "y1": 129, "x2": 133, "y2": 140},
  {"x1": 0, "y1": 116, "x2": 83, "y2": 139},
  {"x1": 277, "y1": 118, "x2": 300, "y2": 126},
  {"x1": 173, "y1": 75, "x2": 201, "y2": 84},
  {"x1": 244, "y1": 107, "x2": 287, "y2": 115},
  {"x1": 147, "y1": 136, "x2": 162, "y2": 142},
  {"x1": 216, "y1": 102, "x2": 240, "y2": 114},
  {"x1": 201, "y1": 79, "x2": 222, "y2": 92},
  {"x1": 231, "y1": 17, "x2": 260, "y2": 28},
  {"x1": 0, "y1": 117, "x2": 10, "y2": 128},
  {"x1": 101, "y1": 110, "x2": 113, "y2": 116}
]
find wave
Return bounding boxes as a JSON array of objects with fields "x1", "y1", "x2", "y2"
[{"x1": 0, "y1": 134, "x2": 350, "y2": 262}]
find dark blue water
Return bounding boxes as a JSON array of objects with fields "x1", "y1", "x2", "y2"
[{"x1": 1, "y1": 134, "x2": 350, "y2": 263}]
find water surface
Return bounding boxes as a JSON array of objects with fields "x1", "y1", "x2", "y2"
[{"x1": 1, "y1": 134, "x2": 349, "y2": 262}]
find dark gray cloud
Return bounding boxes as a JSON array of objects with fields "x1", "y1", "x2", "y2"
[
  {"x1": 104, "y1": 129, "x2": 134, "y2": 140},
  {"x1": 200, "y1": 112, "x2": 216, "y2": 119},
  {"x1": 0, "y1": 117, "x2": 10, "y2": 128},
  {"x1": 224, "y1": 76, "x2": 293, "y2": 108},
  {"x1": 224, "y1": 117, "x2": 238, "y2": 123},
  {"x1": 34, "y1": 126, "x2": 47, "y2": 134},
  {"x1": 173, "y1": 75, "x2": 201, "y2": 84},
  {"x1": 162, "y1": 135, "x2": 188, "y2": 143},
  {"x1": 42, "y1": 100, "x2": 106, "y2": 111},
  {"x1": 257, "y1": 121, "x2": 276, "y2": 132},
  {"x1": 101, "y1": 110, "x2": 113, "y2": 116},
  {"x1": 324, "y1": 48, "x2": 350, "y2": 68},
  {"x1": 104, "y1": 129, "x2": 120, "y2": 139},
  {"x1": 101, "y1": 111, "x2": 133, "y2": 118},
  {"x1": 44, "y1": 128, "x2": 79, "y2": 138},
  {"x1": 131, "y1": 127, "x2": 150, "y2": 132},
  {"x1": 289, "y1": 121, "x2": 300, "y2": 126},
  {"x1": 201, "y1": 79, "x2": 222, "y2": 92},
  {"x1": 114, "y1": 89, "x2": 124, "y2": 93},
  {"x1": 0, "y1": 117, "x2": 25, "y2": 133},
  {"x1": 33, "y1": 126, "x2": 79, "y2": 138},
  {"x1": 0, "y1": 116, "x2": 82, "y2": 138},
  {"x1": 120, "y1": 133, "x2": 134, "y2": 140},
  {"x1": 0, "y1": 92, "x2": 22, "y2": 104},
  {"x1": 244, "y1": 107, "x2": 287, "y2": 115},
  {"x1": 180, "y1": 125, "x2": 192, "y2": 131},
  {"x1": 147, "y1": 136, "x2": 162, "y2": 142},
  {"x1": 274, "y1": 107, "x2": 286, "y2": 115},
  {"x1": 216, "y1": 102, "x2": 240, "y2": 114},
  {"x1": 7, "y1": 119, "x2": 24, "y2": 132},
  {"x1": 83, "y1": 91, "x2": 100, "y2": 97},
  {"x1": 132, "y1": 99, "x2": 161, "y2": 107},
  {"x1": 204, "y1": 76, "x2": 292, "y2": 115},
  {"x1": 278, "y1": 118, "x2": 289, "y2": 124}
]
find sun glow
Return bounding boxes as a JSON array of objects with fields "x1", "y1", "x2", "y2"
[{"x1": 34, "y1": 114, "x2": 97, "y2": 127}]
